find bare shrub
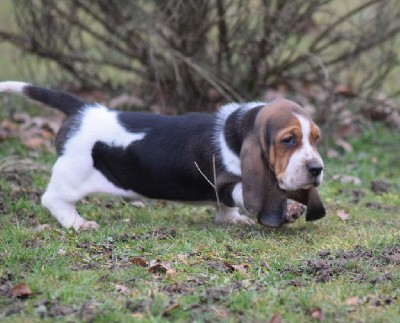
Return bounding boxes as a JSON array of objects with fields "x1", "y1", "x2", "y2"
[{"x1": 0, "y1": 0, "x2": 399, "y2": 121}]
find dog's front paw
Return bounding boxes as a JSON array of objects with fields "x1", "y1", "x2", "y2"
[
  {"x1": 75, "y1": 220, "x2": 100, "y2": 232},
  {"x1": 229, "y1": 213, "x2": 255, "y2": 226},
  {"x1": 285, "y1": 200, "x2": 306, "y2": 223},
  {"x1": 215, "y1": 206, "x2": 255, "y2": 226}
]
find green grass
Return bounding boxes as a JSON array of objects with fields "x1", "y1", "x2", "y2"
[{"x1": 0, "y1": 121, "x2": 399, "y2": 322}]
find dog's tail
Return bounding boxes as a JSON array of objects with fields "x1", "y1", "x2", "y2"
[{"x1": 0, "y1": 81, "x2": 86, "y2": 117}]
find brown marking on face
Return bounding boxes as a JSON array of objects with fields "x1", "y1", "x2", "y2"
[
  {"x1": 253, "y1": 99, "x2": 308, "y2": 178},
  {"x1": 273, "y1": 117, "x2": 302, "y2": 177},
  {"x1": 310, "y1": 123, "x2": 321, "y2": 145}
]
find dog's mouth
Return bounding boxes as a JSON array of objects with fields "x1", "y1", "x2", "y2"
[{"x1": 278, "y1": 180, "x2": 320, "y2": 191}]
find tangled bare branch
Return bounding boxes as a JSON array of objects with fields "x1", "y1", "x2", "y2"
[{"x1": 0, "y1": 0, "x2": 399, "y2": 119}]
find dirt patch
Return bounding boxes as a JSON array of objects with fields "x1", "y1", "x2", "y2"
[
  {"x1": 1, "y1": 169, "x2": 42, "y2": 204},
  {"x1": 336, "y1": 189, "x2": 366, "y2": 204},
  {"x1": 0, "y1": 191, "x2": 7, "y2": 215},
  {"x1": 71, "y1": 229, "x2": 177, "y2": 271},
  {"x1": 364, "y1": 202, "x2": 397, "y2": 212},
  {"x1": 282, "y1": 242, "x2": 400, "y2": 283},
  {"x1": 371, "y1": 180, "x2": 391, "y2": 194},
  {"x1": 71, "y1": 239, "x2": 126, "y2": 271},
  {"x1": 33, "y1": 298, "x2": 98, "y2": 321}
]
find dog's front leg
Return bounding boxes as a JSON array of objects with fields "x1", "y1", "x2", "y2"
[{"x1": 214, "y1": 182, "x2": 254, "y2": 225}]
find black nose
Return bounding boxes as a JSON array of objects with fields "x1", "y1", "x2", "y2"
[{"x1": 307, "y1": 160, "x2": 323, "y2": 177}]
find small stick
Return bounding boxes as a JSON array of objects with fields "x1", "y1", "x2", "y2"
[{"x1": 194, "y1": 155, "x2": 221, "y2": 211}]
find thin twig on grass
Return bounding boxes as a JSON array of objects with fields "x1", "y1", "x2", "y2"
[{"x1": 194, "y1": 155, "x2": 221, "y2": 211}]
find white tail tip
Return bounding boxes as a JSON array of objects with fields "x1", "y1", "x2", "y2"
[{"x1": 0, "y1": 81, "x2": 30, "y2": 94}]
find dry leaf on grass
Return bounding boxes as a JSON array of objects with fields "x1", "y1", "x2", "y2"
[
  {"x1": 345, "y1": 296, "x2": 360, "y2": 306},
  {"x1": 177, "y1": 254, "x2": 189, "y2": 263},
  {"x1": 212, "y1": 306, "x2": 231, "y2": 319},
  {"x1": 337, "y1": 210, "x2": 350, "y2": 221},
  {"x1": 22, "y1": 137, "x2": 46, "y2": 149},
  {"x1": 11, "y1": 111, "x2": 64, "y2": 151},
  {"x1": 11, "y1": 283, "x2": 32, "y2": 299},
  {"x1": 130, "y1": 256, "x2": 147, "y2": 267},
  {"x1": 269, "y1": 313, "x2": 283, "y2": 323},
  {"x1": 334, "y1": 138, "x2": 353, "y2": 153},
  {"x1": 223, "y1": 262, "x2": 249, "y2": 273},
  {"x1": 334, "y1": 84, "x2": 356, "y2": 98},
  {"x1": 130, "y1": 201, "x2": 145, "y2": 208},
  {"x1": 148, "y1": 259, "x2": 176, "y2": 278},
  {"x1": 333, "y1": 175, "x2": 362, "y2": 185},
  {"x1": 34, "y1": 224, "x2": 51, "y2": 232},
  {"x1": 161, "y1": 303, "x2": 180, "y2": 316},
  {"x1": 307, "y1": 307, "x2": 324, "y2": 321},
  {"x1": 57, "y1": 248, "x2": 67, "y2": 256},
  {"x1": 113, "y1": 283, "x2": 131, "y2": 295}
]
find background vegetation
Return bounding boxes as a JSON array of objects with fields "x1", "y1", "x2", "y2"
[{"x1": 1, "y1": 0, "x2": 400, "y2": 119}]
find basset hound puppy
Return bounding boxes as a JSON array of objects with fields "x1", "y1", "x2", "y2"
[{"x1": 0, "y1": 81, "x2": 325, "y2": 231}]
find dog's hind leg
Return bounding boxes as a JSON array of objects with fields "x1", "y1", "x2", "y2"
[
  {"x1": 41, "y1": 192, "x2": 99, "y2": 232},
  {"x1": 41, "y1": 155, "x2": 136, "y2": 232},
  {"x1": 41, "y1": 156, "x2": 100, "y2": 232}
]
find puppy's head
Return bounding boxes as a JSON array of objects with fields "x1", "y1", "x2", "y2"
[
  {"x1": 257, "y1": 99, "x2": 324, "y2": 191},
  {"x1": 240, "y1": 99, "x2": 325, "y2": 228}
]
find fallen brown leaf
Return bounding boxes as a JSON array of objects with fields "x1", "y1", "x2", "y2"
[
  {"x1": 269, "y1": 312, "x2": 283, "y2": 323},
  {"x1": 212, "y1": 306, "x2": 231, "y2": 319},
  {"x1": 13, "y1": 112, "x2": 30, "y2": 123},
  {"x1": 148, "y1": 259, "x2": 174, "y2": 275},
  {"x1": 334, "y1": 138, "x2": 353, "y2": 153},
  {"x1": 386, "y1": 110, "x2": 400, "y2": 127},
  {"x1": 166, "y1": 268, "x2": 177, "y2": 279},
  {"x1": 327, "y1": 149, "x2": 340, "y2": 159},
  {"x1": 334, "y1": 84, "x2": 356, "y2": 97},
  {"x1": 40, "y1": 129, "x2": 54, "y2": 139},
  {"x1": 113, "y1": 283, "x2": 131, "y2": 295},
  {"x1": 130, "y1": 256, "x2": 147, "y2": 267},
  {"x1": 333, "y1": 175, "x2": 362, "y2": 185},
  {"x1": 11, "y1": 283, "x2": 32, "y2": 299},
  {"x1": 22, "y1": 137, "x2": 46, "y2": 149},
  {"x1": 1, "y1": 119, "x2": 18, "y2": 132},
  {"x1": 336, "y1": 209, "x2": 350, "y2": 221},
  {"x1": 345, "y1": 296, "x2": 360, "y2": 306},
  {"x1": 131, "y1": 312, "x2": 144, "y2": 318},
  {"x1": 0, "y1": 128, "x2": 10, "y2": 141},
  {"x1": 34, "y1": 224, "x2": 51, "y2": 232},
  {"x1": 161, "y1": 303, "x2": 180, "y2": 316},
  {"x1": 177, "y1": 254, "x2": 189, "y2": 263},
  {"x1": 307, "y1": 307, "x2": 324, "y2": 321},
  {"x1": 223, "y1": 262, "x2": 249, "y2": 273}
]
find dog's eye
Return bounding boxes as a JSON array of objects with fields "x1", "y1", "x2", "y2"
[{"x1": 282, "y1": 136, "x2": 296, "y2": 147}]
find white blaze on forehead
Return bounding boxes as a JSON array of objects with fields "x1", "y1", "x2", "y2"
[{"x1": 294, "y1": 113, "x2": 323, "y2": 163}]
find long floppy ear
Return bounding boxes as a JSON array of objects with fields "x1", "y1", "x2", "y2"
[
  {"x1": 287, "y1": 187, "x2": 326, "y2": 221},
  {"x1": 240, "y1": 134, "x2": 287, "y2": 228}
]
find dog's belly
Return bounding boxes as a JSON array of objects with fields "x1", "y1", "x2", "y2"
[{"x1": 91, "y1": 141, "x2": 215, "y2": 202}]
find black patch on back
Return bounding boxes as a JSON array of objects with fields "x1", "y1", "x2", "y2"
[{"x1": 91, "y1": 112, "x2": 220, "y2": 202}]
